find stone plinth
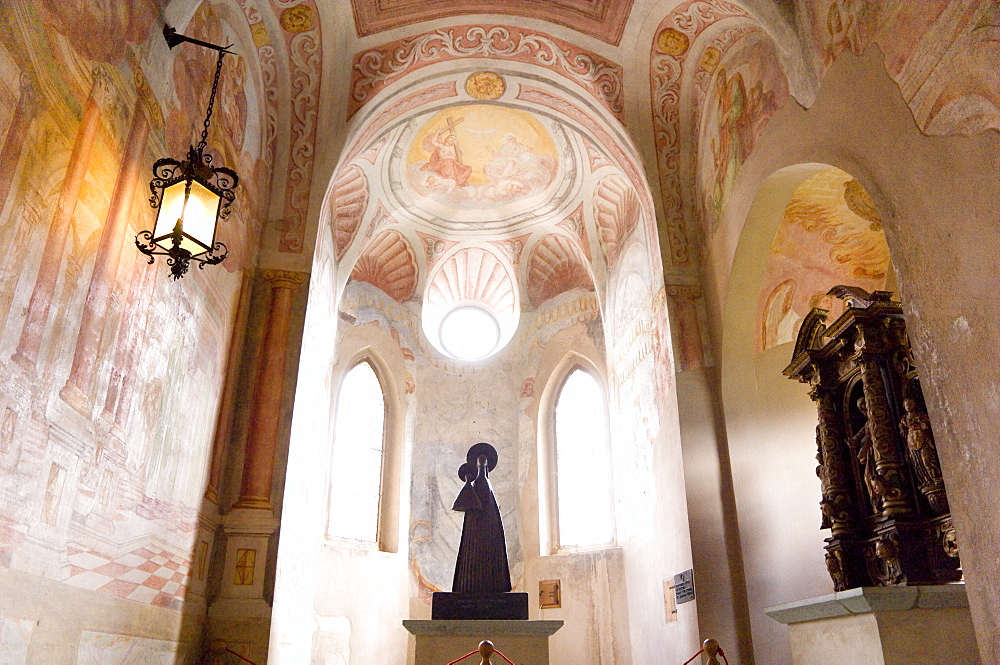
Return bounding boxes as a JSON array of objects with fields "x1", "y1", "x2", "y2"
[
  {"x1": 765, "y1": 585, "x2": 980, "y2": 665},
  {"x1": 432, "y1": 592, "x2": 529, "y2": 620},
  {"x1": 403, "y1": 620, "x2": 563, "y2": 665}
]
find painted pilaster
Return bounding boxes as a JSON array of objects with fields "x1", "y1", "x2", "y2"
[{"x1": 12, "y1": 69, "x2": 109, "y2": 370}]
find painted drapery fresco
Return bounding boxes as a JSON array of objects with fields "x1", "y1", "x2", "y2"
[{"x1": 755, "y1": 168, "x2": 891, "y2": 352}]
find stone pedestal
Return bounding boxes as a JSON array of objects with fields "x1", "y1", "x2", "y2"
[
  {"x1": 765, "y1": 585, "x2": 980, "y2": 665},
  {"x1": 403, "y1": 620, "x2": 563, "y2": 665},
  {"x1": 432, "y1": 592, "x2": 529, "y2": 620}
]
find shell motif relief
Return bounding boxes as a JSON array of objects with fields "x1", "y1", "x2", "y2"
[
  {"x1": 593, "y1": 173, "x2": 639, "y2": 268},
  {"x1": 350, "y1": 229, "x2": 418, "y2": 302},
  {"x1": 426, "y1": 247, "x2": 516, "y2": 316},
  {"x1": 332, "y1": 165, "x2": 369, "y2": 260},
  {"x1": 527, "y1": 234, "x2": 594, "y2": 307}
]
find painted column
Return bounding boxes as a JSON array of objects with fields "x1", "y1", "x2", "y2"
[
  {"x1": 104, "y1": 256, "x2": 157, "y2": 432},
  {"x1": 236, "y1": 270, "x2": 306, "y2": 509},
  {"x1": 205, "y1": 272, "x2": 253, "y2": 504},
  {"x1": 666, "y1": 284, "x2": 705, "y2": 371},
  {"x1": 12, "y1": 70, "x2": 109, "y2": 370},
  {"x1": 60, "y1": 102, "x2": 150, "y2": 413},
  {"x1": 0, "y1": 73, "x2": 43, "y2": 217}
]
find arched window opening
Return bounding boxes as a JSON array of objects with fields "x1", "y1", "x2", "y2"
[
  {"x1": 328, "y1": 360, "x2": 386, "y2": 543},
  {"x1": 554, "y1": 367, "x2": 614, "y2": 548}
]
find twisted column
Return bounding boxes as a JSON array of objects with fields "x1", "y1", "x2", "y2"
[
  {"x1": 859, "y1": 357, "x2": 912, "y2": 516},
  {"x1": 811, "y1": 383, "x2": 858, "y2": 535}
]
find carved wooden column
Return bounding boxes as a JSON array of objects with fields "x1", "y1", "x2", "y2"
[
  {"x1": 857, "y1": 354, "x2": 911, "y2": 517},
  {"x1": 236, "y1": 270, "x2": 306, "y2": 509},
  {"x1": 809, "y1": 374, "x2": 868, "y2": 591},
  {"x1": 0, "y1": 73, "x2": 43, "y2": 216},
  {"x1": 12, "y1": 69, "x2": 109, "y2": 370},
  {"x1": 61, "y1": 99, "x2": 150, "y2": 414},
  {"x1": 811, "y1": 380, "x2": 857, "y2": 535}
]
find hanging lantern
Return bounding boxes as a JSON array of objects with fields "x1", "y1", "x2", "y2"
[{"x1": 136, "y1": 27, "x2": 239, "y2": 280}]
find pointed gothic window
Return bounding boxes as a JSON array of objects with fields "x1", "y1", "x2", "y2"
[
  {"x1": 554, "y1": 367, "x2": 614, "y2": 548},
  {"x1": 328, "y1": 360, "x2": 385, "y2": 543}
]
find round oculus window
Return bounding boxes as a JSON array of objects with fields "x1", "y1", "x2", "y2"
[{"x1": 439, "y1": 306, "x2": 501, "y2": 360}]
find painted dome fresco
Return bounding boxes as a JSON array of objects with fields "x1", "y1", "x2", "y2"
[{"x1": 389, "y1": 103, "x2": 579, "y2": 227}]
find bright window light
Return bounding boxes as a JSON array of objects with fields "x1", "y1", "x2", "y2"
[
  {"x1": 439, "y1": 306, "x2": 501, "y2": 360},
  {"x1": 328, "y1": 361, "x2": 385, "y2": 543},
  {"x1": 555, "y1": 368, "x2": 614, "y2": 548}
]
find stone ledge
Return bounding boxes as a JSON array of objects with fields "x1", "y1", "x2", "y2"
[
  {"x1": 403, "y1": 620, "x2": 564, "y2": 636},
  {"x1": 765, "y1": 584, "x2": 968, "y2": 625}
]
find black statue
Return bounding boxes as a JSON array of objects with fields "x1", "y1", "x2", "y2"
[
  {"x1": 431, "y1": 443, "x2": 528, "y2": 620},
  {"x1": 452, "y1": 442, "x2": 511, "y2": 594}
]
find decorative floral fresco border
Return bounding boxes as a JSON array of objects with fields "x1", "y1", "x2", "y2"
[
  {"x1": 649, "y1": 0, "x2": 753, "y2": 268},
  {"x1": 349, "y1": 25, "x2": 624, "y2": 123},
  {"x1": 270, "y1": 0, "x2": 323, "y2": 254}
]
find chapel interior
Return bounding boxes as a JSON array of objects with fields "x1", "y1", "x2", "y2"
[{"x1": 0, "y1": 0, "x2": 998, "y2": 664}]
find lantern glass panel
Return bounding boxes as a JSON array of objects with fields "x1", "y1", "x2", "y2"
[{"x1": 153, "y1": 179, "x2": 221, "y2": 256}]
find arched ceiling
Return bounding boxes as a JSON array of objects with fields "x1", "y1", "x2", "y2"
[
  {"x1": 187, "y1": 0, "x2": 1000, "y2": 295},
  {"x1": 326, "y1": 67, "x2": 655, "y2": 312},
  {"x1": 755, "y1": 167, "x2": 891, "y2": 352}
]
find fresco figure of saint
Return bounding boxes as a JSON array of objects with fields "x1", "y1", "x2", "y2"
[
  {"x1": 710, "y1": 69, "x2": 746, "y2": 217},
  {"x1": 420, "y1": 129, "x2": 472, "y2": 188}
]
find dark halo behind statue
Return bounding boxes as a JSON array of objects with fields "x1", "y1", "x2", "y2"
[{"x1": 431, "y1": 443, "x2": 528, "y2": 620}]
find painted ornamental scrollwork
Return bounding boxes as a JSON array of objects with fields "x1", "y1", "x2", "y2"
[
  {"x1": 786, "y1": 286, "x2": 961, "y2": 591},
  {"x1": 350, "y1": 25, "x2": 624, "y2": 122}
]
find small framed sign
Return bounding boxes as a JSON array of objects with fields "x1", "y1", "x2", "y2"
[
  {"x1": 674, "y1": 569, "x2": 696, "y2": 604},
  {"x1": 539, "y1": 579, "x2": 561, "y2": 609},
  {"x1": 663, "y1": 579, "x2": 678, "y2": 623}
]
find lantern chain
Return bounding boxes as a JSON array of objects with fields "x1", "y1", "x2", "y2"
[{"x1": 196, "y1": 49, "x2": 227, "y2": 153}]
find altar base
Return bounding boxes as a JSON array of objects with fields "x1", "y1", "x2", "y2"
[
  {"x1": 765, "y1": 585, "x2": 980, "y2": 665},
  {"x1": 403, "y1": 620, "x2": 563, "y2": 665}
]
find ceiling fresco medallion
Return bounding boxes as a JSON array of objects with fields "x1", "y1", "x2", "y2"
[
  {"x1": 405, "y1": 104, "x2": 558, "y2": 214},
  {"x1": 466, "y1": 72, "x2": 506, "y2": 101},
  {"x1": 656, "y1": 28, "x2": 690, "y2": 56}
]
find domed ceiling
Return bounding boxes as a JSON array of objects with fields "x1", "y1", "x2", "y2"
[{"x1": 326, "y1": 67, "x2": 655, "y2": 361}]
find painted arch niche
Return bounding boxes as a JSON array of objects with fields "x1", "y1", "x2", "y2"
[{"x1": 755, "y1": 167, "x2": 894, "y2": 352}]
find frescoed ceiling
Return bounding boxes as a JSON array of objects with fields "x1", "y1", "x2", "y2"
[
  {"x1": 201, "y1": 0, "x2": 999, "y2": 291},
  {"x1": 328, "y1": 68, "x2": 650, "y2": 314},
  {"x1": 348, "y1": 0, "x2": 634, "y2": 45}
]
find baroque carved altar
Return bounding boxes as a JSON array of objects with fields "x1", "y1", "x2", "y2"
[{"x1": 784, "y1": 287, "x2": 960, "y2": 590}]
